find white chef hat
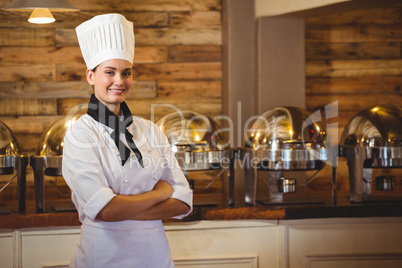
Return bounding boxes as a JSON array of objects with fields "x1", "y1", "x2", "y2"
[{"x1": 76, "y1": 13, "x2": 135, "y2": 70}]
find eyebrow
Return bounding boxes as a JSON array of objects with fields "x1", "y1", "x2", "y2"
[{"x1": 103, "y1": 66, "x2": 133, "y2": 71}]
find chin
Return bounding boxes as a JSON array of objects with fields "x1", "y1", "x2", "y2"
[{"x1": 108, "y1": 94, "x2": 127, "y2": 103}]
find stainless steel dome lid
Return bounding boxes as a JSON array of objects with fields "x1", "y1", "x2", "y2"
[
  {"x1": 157, "y1": 111, "x2": 235, "y2": 206},
  {"x1": 244, "y1": 106, "x2": 327, "y2": 150},
  {"x1": 36, "y1": 116, "x2": 80, "y2": 157},
  {"x1": 0, "y1": 120, "x2": 20, "y2": 172},
  {"x1": 0, "y1": 121, "x2": 28, "y2": 212},
  {"x1": 340, "y1": 105, "x2": 402, "y2": 148},
  {"x1": 31, "y1": 115, "x2": 82, "y2": 213},
  {"x1": 240, "y1": 107, "x2": 327, "y2": 171},
  {"x1": 0, "y1": 120, "x2": 19, "y2": 156},
  {"x1": 156, "y1": 111, "x2": 230, "y2": 152}
]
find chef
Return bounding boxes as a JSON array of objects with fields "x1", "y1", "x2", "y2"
[{"x1": 62, "y1": 13, "x2": 193, "y2": 268}]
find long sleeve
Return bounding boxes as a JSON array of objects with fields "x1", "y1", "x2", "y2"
[
  {"x1": 143, "y1": 121, "x2": 193, "y2": 219},
  {"x1": 62, "y1": 117, "x2": 117, "y2": 222}
]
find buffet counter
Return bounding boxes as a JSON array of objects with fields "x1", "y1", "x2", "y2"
[
  {"x1": 2, "y1": 192, "x2": 402, "y2": 229},
  {"x1": 2, "y1": 193, "x2": 402, "y2": 268}
]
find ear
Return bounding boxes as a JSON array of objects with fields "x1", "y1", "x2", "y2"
[{"x1": 86, "y1": 69, "x2": 95, "y2": 86}]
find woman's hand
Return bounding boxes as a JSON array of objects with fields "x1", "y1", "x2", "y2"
[{"x1": 153, "y1": 180, "x2": 173, "y2": 202}]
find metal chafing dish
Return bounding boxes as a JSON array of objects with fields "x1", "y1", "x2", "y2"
[
  {"x1": 339, "y1": 105, "x2": 402, "y2": 203},
  {"x1": 30, "y1": 116, "x2": 79, "y2": 212},
  {"x1": 239, "y1": 106, "x2": 328, "y2": 206},
  {"x1": 0, "y1": 120, "x2": 28, "y2": 213},
  {"x1": 156, "y1": 111, "x2": 234, "y2": 206}
]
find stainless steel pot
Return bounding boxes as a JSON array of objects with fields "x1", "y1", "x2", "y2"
[
  {"x1": 156, "y1": 111, "x2": 235, "y2": 206},
  {"x1": 0, "y1": 120, "x2": 28, "y2": 212},
  {"x1": 239, "y1": 106, "x2": 328, "y2": 205},
  {"x1": 339, "y1": 105, "x2": 402, "y2": 202}
]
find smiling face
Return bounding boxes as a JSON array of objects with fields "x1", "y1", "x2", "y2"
[{"x1": 87, "y1": 59, "x2": 133, "y2": 115}]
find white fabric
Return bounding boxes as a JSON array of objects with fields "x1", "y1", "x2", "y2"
[
  {"x1": 62, "y1": 114, "x2": 193, "y2": 267},
  {"x1": 76, "y1": 13, "x2": 135, "y2": 70}
]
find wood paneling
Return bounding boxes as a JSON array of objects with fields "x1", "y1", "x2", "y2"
[
  {"x1": 158, "y1": 80, "x2": 221, "y2": 98},
  {"x1": 0, "y1": 10, "x2": 168, "y2": 29},
  {"x1": 135, "y1": 47, "x2": 168, "y2": 63},
  {"x1": 134, "y1": 27, "x2": 222, "y2": 46},
  {"x1": 305, "y1": 3, "x2": 402, "y2": 190},
  {"x1": 0, "y1": 64, "x2": 55, "y2": 82},
  {"x1": 0, "y1": 47, "x2": 83, "y2": 64},
  {"x1": 0, "y1": 99, "x2": 57, "y2": 116},
  {"x1": 305, "y1": 4, "x2": 402, "y2": 117},
  {"x1": 57, "y1": 98, "x2": 222, "y2": 119},
  {"x1": 0, "y1": 81, "x2": 156, "y2": 99},
  {"x1": 305, "y1": 7, "x2": 402, "y2": 26},
  {"x1": 0, "y1": 46, "x2": 167, "y2": 65},
  {"x1": 132, "y1": 62, "x2": 222, "y2": 80},
  {"x1": 67, "y1": 0, "x2": 221, "y2": 12},
  {"x1": 0, "y1": 28, "x2": 55, "y2": 46},
  {"x1": 0, "y1": 0, "x2": 222, "y2": 154},
  {"x1": 306, "y1": 42, "x2": 401, "y2": 60},
  {"x1": 306, "y1": 94, "x2": 401, "y2": 112},
  {"x1": 1, "y1": 116, "x2": 62, "y2": 134},
  {"x1": 306, "y1": 77, "x2": 401, "y2": 95},
  {"x1": 171, "y1": 11, "x2": 221, "y2": 28},
  {"x1": 168, "y1": 45, "x2": 221, "y2": 62},
  {"x1": 306, "y1": 25, "x2": 402, "y2": 43},
  {"x1": 306, "y1": 59, "x2": 402, "y2": 77}
]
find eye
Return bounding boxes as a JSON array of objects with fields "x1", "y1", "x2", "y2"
[
  {"x1": 123, "y1": 71, "x2": 132, "y2": 77},
  {"x1": 105, "y1": 70, "x2": 114, "y2": 75}
]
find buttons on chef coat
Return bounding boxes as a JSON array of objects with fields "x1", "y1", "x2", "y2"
[
  {"x1": 124, "y1": 179, "x2": 129, "y2": 183},
  {"x1": 153, "y1": 177, "x2": 158, "y2": 180}
]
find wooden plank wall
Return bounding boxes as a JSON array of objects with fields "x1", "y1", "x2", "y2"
[
  {"x1": 305, "y1": 3, "x2": 402, "y2": 136},
  {"x1": 305, "y1": 3, "x2": 402, "y2": 190},
  {"x1": 1, "y1": 1, "x2": 401, "y2": 194},
  {"x1": 0, "y1": 0, "x2": 222, "y2": 155}
]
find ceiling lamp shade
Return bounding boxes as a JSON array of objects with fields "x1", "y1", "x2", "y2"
[
  {"x1": 28, "y1": 8, "x2": 55, "y2": 24},
  {"x1": 3, "y1": 0, "x2": 79, "y2": 24},
  {"x1": 3, "y1": 0, "x2": 78, "y2": 11}
]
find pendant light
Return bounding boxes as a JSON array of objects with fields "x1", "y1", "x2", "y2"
[
  {"x1": 28, "y1": 8, "x2": 55, "y2": 24},
  {"x1": 2, "y1": 0, "x2": 79, "y2": 24}
]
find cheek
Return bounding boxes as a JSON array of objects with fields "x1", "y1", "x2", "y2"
[
  {"x1": 125, "y1": 79, "x2": 133, "y2": 89},
  {"x1": 93, "y1": 78, "x2": 112, "y2": 92},
  {"x1": 98, "y1": 76, "x2": 112, "y2": 86}
]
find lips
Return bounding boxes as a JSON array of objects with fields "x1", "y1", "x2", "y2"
[{"x1": 109, "y1": 88, "x2": 125, "y2": 94}]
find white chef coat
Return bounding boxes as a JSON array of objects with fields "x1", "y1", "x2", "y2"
[{"x1": 62, "y1": 114, "x2": 193, "y2": 268}]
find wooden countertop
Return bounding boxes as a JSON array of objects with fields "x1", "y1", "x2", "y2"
[{"x1": 2, "y1": 193, "x2": 402, "y2": 229}]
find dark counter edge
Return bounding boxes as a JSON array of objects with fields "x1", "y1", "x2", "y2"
[
  {"x1": 283, "y1": 202, "x2": 402, "y2": 219},
  {"x1": 2, "y1": 200, "x2": 402, "y2": 229}
]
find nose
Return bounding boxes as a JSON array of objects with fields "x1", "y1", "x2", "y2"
[{"x1": 114, "y1": 73, "x2": 124, "y2": 85}]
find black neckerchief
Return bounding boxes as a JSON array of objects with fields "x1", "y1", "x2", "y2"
[{"x1": 87, "y1": 94, "x2": 143, "y2": 167}]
